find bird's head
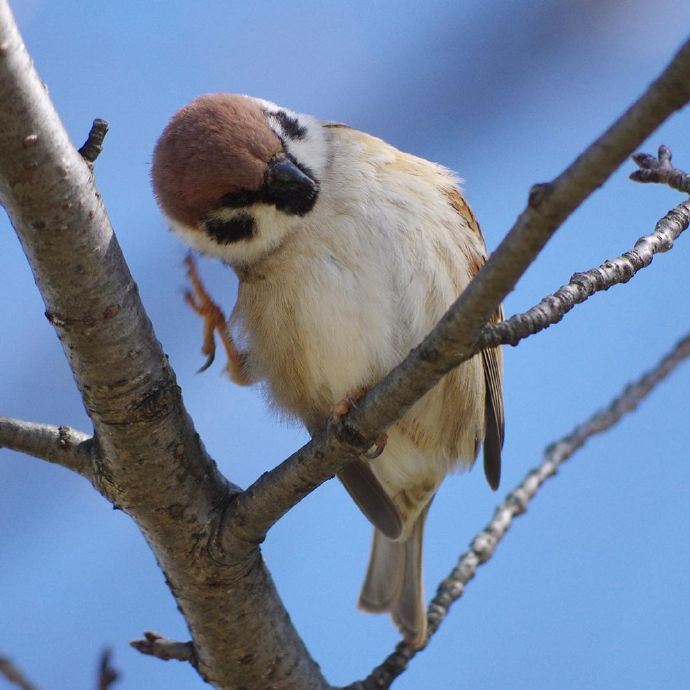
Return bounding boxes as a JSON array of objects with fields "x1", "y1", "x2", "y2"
[{"x1": 152, "y1": 93, "x2": 326, "y2": 266}]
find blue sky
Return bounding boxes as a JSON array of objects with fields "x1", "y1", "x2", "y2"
[{"x1": 1, "y1": 1, "x2": 689, "y2": 689}]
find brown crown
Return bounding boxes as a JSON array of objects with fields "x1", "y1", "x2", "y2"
[{"x1": 151, "y1": 94, "x2": 282, "y2": 226}]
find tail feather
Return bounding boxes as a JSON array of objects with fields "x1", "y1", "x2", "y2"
[
  {"x1": 392, "y1": 519, "x2": 425, "y2": 643},
  {"x1": 358, "y1": 530, "x2": 404, "y2": 612},
  {"x1": 358, "y1": 509, "x2": 428, "y2": 647}
]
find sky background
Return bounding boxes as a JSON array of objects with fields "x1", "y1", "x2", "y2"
[{"x1": 1, "y1": 1, "x2": 689, "y2": 689}]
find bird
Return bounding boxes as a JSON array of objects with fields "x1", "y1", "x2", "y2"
[{"x1": 151, "y1": 93, "x2": 504, "y2": 648}]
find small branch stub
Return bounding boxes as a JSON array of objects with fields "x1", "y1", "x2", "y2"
[
  {"x1": 0, "y1": 655, "x2": 37, "y2": 690},
  {"x1": 630, "y1": 145, "x2": 690, "y2": 194},
  {"x1": 78, "y1": 118, "x2": 109, "y2": 164},
  {"x1": 130, "y1": 632, "x2": 195, "y2": 665},
  {"x1": 97, "y1": 649, "x2": 119, "y2": 690}
]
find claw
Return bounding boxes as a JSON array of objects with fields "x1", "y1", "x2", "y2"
[
  {"x1": 329, "y1": 389, "x2": 388, "y2": 460},
  {"x1": 197, "y1": 351, "x2": 215, "y2": 374},
  {"x1": 364, "y1": 433, "x2": 388, "y2": 459},
  {"x1": 330, "y1": 387, "x2": 368, "y2": 424},
  {"x1": 183, "y1": 254, "x2": 249, "y2": 386}
]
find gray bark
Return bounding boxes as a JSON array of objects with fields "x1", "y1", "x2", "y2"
[{"x1": 0, "y1": 2, "x2": 327, "y2": 688}]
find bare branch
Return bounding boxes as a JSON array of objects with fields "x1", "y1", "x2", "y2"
[
  {"x1": 96, "y1": 649, "x2": 119, "y2": 690},
  {"x1": 476, "y1": 198, "x2": 690, "y2": 351},
  {"x1": 0, "y1": 4, "x2": 326, "y2": 688},
  {"x1": 0, "y1": 656, "x2": 37, "y2": 690},
  {"x1": 0, "y1": 416, "x2": 93, "y2": 476},
  {"x1": 78, "y1": 118, "x2": 109, "y2": 165},
  {"x1": 130, "y1": 632, "x2": 195, "y2": 664},
  {"x1": 630, "y1": 144, "x2": 690, "y2": 193},
  {"x1": 348, "y1": 330, "x2": 690, "y2": 690}
]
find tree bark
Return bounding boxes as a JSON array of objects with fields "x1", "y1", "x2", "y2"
[{"x1": 0, "y1": 2, "x2": 327, "y2": 688}]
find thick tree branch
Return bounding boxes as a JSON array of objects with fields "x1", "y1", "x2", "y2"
[
  {"x1": 631, "y1": 144, "x2": 690, "y2": 193},
  {"x1": 131, "y1": 632, "x2": 195, "y2": 664},
  {"x1": 0, "y1": 3, "x2": 325, "y2": 688},
  {"x1": 348, "y1": 329, "x2": 690, "y2": 689},
  {"x1": 0, "y1": 416, "x2": 93, "y2": 475},
  {"x1": 0, "y1": 656, "x2": 36, "y2": 690}
]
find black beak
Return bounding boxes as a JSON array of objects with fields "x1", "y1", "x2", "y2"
[
  {"x1": 265, "y1": 156, "x2": 319, "y2": 215},
  {"x1": 267, "y1": 157, "x2": 316, "y2": 190}
]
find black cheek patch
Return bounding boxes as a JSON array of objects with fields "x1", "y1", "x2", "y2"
[
  {"x1": 271, "y1": 181, "x2": 319, "y2": 216},
  {"x1": 203, "y1": 213, "x2": 255, "y2": 244}
]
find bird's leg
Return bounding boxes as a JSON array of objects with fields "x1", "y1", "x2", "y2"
[
  {"x1": 330, "y1": 387, "x2": 388, "y2": 459},
  {"x1": 183, "y1": 254, "x2": 249, "y2": 386}
]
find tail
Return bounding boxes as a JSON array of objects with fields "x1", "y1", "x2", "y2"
[{"x1": 358, "y1": 508, "x2": 429, "y2": 648}]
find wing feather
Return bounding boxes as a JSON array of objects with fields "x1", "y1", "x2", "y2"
[
  {"x1": 338, "y1": 461, "x2": 403, "y2": 540},
  {"x1": 481, "y1": 306, "x2": 504, "y2": 490},
  {"x1": 444, "y1": 188, "x2": 505, "y2": 489}
]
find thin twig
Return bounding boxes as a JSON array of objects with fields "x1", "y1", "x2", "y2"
[
  {"x1": 630, "y1": 144, "x2": 690, "y2": 193},
  {"x1": 78, "y1": 118, "x2": 108, "y2": 164},
  {"x1": 348, "y1": 330, "x2": 690, "y2": 689},
  {"x1": 130, "y1": 632, "x2": 195, "y2": 664},
  {"x1": 0, "y1": 656, "x2": 37, "y2": 690},
  {"x1": 0, "y1": 416, "x2": 93, "y2": 476},
  {"x1": 96, "y1": 649, "x2": 118, "y2": 690},
  {"x1": 476, "y1": 198, "x2": 690, "y2": 351}
]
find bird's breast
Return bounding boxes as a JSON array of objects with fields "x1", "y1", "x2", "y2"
[{"x1": 234, "y1": 244, "x2": 404, "y2": 429}]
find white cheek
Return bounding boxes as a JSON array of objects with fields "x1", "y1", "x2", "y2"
[
  {"x1": 281, "y1": 113, "x2": 330, "y2": 176},
  {"x1": 166, "y1": 217, "x2": 218, "y2": 256},
  {"x1": 166, "y1": 208, "x2": 295, "y2": 267}
]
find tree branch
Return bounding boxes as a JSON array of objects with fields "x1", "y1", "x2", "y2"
[
  {"x1": 0, "y1": 655, "x2": 37, "y2": 690},
  {"x1": 630, "y1": 144, "x2": 690, "y2": 193},
  {"x1": 0, "y1": 416, "x2": 93, "y2": 475},
  {"x1": 131, "y1": 632, "x2": 195, "y2": 664},
  {"x1": 347, "y1": 329, "x2": 690, "y2": 689},
  {"x1": 0, "y1": 3, "x2": 326, "y2": 688},
  {"x1": 476, "y1": 197, "x2": 690, "y2": 351},
  {"x1": 96, "y1": 649, "x2": 119, "y2": 690}
]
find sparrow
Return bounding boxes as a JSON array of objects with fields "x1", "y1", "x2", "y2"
[{"x1": 151, "y1": 93, "x2": 504, "y2": 647}]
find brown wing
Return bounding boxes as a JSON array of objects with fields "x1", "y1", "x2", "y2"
[{"x1": 444, "y1": 188, "x2": 505, "y2": 490}]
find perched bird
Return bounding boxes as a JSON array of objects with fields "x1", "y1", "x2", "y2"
[{"x1": 151, "y1": 93, "x2": 504, "y2": 647}]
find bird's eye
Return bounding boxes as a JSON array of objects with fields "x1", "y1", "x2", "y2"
[{"x1": 202, "y1": 213, "x2": 255, "y2": 244}]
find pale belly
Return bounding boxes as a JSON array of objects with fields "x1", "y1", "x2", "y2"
[{"x1": 236, "y1": 245, "x2": 484, "y2": 483}]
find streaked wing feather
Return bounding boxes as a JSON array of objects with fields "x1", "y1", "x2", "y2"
[{"x1": 445, "y1": 187, "x2": 505, "y2": 489}]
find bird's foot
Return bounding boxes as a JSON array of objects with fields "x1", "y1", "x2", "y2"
[
  {"x1": 183, "y1": 254, "x2": 249, "y2": 385},
  {"x1": 330, "y1": 387, "x2": 388, "y2": 459},
  {"x1": 330, "y1": 386, "x2": 368, "y2": 421}
]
